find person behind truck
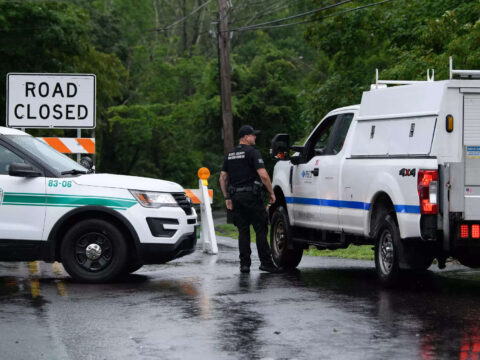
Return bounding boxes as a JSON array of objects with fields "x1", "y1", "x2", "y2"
[{"x1": 219, "y1": 125, "x2": 279, "y2": 273}]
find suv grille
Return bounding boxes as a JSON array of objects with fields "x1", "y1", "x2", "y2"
[{"x1": 172, "y1": 192, "x2": 193, "y2": 215}]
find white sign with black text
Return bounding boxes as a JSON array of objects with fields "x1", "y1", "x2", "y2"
[{"x1": 7, "y1": 73, "x2": 96, "y2": 129}]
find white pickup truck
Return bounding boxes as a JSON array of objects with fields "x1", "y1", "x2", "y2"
[
  {"x1": 0, "y1": 127, "x2": 197, "y2": 282},
  {"x1": 270, "y1": 61, "x2": 480, "y2": 285}
]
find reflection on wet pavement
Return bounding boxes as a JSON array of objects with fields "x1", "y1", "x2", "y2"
[{"x1": 1, "y1": 241, "x2": 480, "y2": 359}]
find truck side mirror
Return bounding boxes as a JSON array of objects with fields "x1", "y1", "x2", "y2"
[
  {"x1": 270, "y1": 133, "x2": 290, "y2": 160},
  {"x1": 290, "y1": 146, "x2": 305, "y2": 165},
  {"x1": 9, "y1": 163, "x2": 42, "y2": 177}
]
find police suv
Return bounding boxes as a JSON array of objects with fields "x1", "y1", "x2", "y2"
[
  {"x1": 270, "y1": 60, "x2": 480, "y2": 285},
  {"x1": 0, "y1": 127, "x2": 197, "y2": 282}
]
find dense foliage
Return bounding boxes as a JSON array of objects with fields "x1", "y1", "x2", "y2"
[{"x1": 1, "y1": 0, "x2": 479, "y2": 201}]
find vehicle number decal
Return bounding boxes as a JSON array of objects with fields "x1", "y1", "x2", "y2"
[{"x1": 48, "y1": 180, "x2": 72, "y2": 188}]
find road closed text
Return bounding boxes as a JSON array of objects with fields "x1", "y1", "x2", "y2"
[{"x1": 7, "y1": 73, "x2": 96, "y2": 129}]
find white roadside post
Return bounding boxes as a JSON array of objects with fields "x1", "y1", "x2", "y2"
[{"x1": 197, "y1": 167, "x2": 218, "y2": 254}]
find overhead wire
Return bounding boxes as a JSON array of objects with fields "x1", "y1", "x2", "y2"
[
  {"x1": 0, "y1": 0, "x2": 67, "y2": 3},
  {"x1": 225, "y1": 0, "x2": 396, "y2": 32},
  {"x1": 229, "y1": 0, "x2": 293, "y2": 26},
  {"x1": 153, "y1": 0, "x2": 213, "y2": 32},
  {"x1": 227, "y1": 0, "x2": 353, "y2": 32}
]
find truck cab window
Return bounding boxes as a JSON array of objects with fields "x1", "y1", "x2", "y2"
[
  {"x1": 331, "y1": 113, "x2": 354, "y2": 154},
  {"x1": 306, "y1": 116, "x2": 337, "y2": 160},
  {"x1": 0, "y1": 144, "x2": 25, "y2": 175}
]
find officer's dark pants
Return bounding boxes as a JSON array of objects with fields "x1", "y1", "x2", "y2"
[{"x1": 232, "y1": 192, "x2": 273, "y2": 267}]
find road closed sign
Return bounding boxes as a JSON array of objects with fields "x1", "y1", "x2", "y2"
[{"x1": 7, "y1": 73, "x2": 96, "y2": 129}]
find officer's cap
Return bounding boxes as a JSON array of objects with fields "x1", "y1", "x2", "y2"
[{"x1": 238, "y1": 125, "x2": 260, "y2": 138}]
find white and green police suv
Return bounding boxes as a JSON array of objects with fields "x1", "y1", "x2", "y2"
[{"x1": 0, "y1": 127, "x2": 197, "y2": 282}]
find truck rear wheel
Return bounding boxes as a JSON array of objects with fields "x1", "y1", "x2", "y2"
[
  {"x1": 375, "y1": 214, "x2": 401, "y2": 286},
  {"x1": 61, "y1": 219, "x2": 128, "y2": 283},
  {"x1": 270, "y1": 206, "x2": 303, "y2": 269}
]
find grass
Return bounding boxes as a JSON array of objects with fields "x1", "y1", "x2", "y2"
[{"x1": 214, "y1": 223, "x2": 374, "y2": 261}]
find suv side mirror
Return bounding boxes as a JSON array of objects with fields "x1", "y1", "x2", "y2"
[
  {"x1": 270, "y1": 133, "x2": 290, "y2": 160},
  {"x1": 9, "y1": 163, "x2": 42, "y2": 177},
  {"x1": 80, "y1": 156, "x2": 94, "y2": 173}
]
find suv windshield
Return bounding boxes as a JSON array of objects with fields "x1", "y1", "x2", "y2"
[{"x1": 7, "y1": 135, "x2": 88, "y2": 174}]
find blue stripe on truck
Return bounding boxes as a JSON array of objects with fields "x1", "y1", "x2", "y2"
[{"x1": 285, "y1": 196, "x2": 420, "y2": 214}]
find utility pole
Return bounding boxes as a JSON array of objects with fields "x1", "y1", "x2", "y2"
[{"x1": 217, "y1": 0, "x2": 234, "y2": 155}]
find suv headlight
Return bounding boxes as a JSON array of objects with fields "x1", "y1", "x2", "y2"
[{"x1": 129, "y1": 190, "x2": 178, "y2": 208}]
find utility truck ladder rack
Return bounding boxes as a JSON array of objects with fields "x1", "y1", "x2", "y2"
[
  {"x1": 450, "y1": 56, "x2": 480, "y2": 79},
  {"x1": 372, "y1": 69, "x2": 434, "y2": 89}
]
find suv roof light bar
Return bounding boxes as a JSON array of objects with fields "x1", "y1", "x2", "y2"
[{"x1": 450, "y1": 56, "x2": 480, "y2": 79}]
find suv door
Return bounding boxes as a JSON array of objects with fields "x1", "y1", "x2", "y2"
[{"x1": 0, "y1": 142, "x2": 46, "y2": 240}]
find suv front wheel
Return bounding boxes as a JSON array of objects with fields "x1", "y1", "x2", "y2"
[{"x1": 61, "y1": 219, "x2": 128, "y2": 283}]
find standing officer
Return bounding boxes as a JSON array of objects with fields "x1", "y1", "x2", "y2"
[{"x1": 219, "y1": 125, "x2": 278, "y2": 273}]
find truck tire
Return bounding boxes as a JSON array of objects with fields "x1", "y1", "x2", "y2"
[
  {"x1": 374, "y1": 214, "x2": 401, "y2": 286},
  {"x1": 61, "y1": 219, "x2": 128, "y2": 283},
  {"x1": 270, "y1": 206, "x2": 303, "y2": 269}
]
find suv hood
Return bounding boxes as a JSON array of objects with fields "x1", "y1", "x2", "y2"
[{"x1": 73, "y1": 173, "x2": 184, "y2": 192}]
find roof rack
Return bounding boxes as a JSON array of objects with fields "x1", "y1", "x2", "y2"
[
  {"x1": 450, "y1": 56, "x2": 480, "y2": 79},
  {"x1": 371, "y1": 69, "x2": 434, "y2": 89}
]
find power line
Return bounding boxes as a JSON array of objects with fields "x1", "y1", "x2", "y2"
[
  {"x1": 153, "y1": 0, "x2": 213, "y2": 32},
  {"x1": 0, "y1": 0, "x2": 67, "y2": 3},
  {"x1": 227, "y1": 0, "x2": 396, "y2": 32},
  {"x1": 229, "y1": 0, "x2": 293, "y2": 26},
  {"x1": 227, "y1": 0, "x2": 353, "y2": 32}
]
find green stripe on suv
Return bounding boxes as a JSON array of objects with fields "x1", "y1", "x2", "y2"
[{"x1": 3, "y1": 193, "x2": 137, "y2": 210}]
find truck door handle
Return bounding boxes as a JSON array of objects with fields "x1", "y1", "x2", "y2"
[{"x1": 312, "y1": 168, "x2": 319, "y2": 176}]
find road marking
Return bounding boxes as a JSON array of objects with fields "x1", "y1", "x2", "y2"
[
  {"x1": 28, "y1": 261, "x2": 39, "y2": 275},
  {"x1": 28, "y1": 261, "x2": 41, "y2": 299},
  {"x1": 52, "y1": 262, "x2": 68, "y2": 297},
  {"x1": 52, "y1": 262, "x2": 63, "y2": 275},
  {"x1": 30, "y1": 279, "x2": 40, "y2": 299},
  {"x1": 56, "y1": 281, "x2": 68, "y2": 297}
]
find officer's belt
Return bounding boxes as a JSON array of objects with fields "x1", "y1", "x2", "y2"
[{"x1": 233, "y1": 186, "x2": 253, "y2": 193}]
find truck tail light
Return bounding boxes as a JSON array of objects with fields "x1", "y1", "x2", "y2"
[
  {"x1": 472, "y1": 224, "x2": 480, "y2": 239},
  {"x1": 417, "y1": 170, "x2": 438, "y2": 214},
  {"x1": 459, "y1": 224, "x2": 480, "y2": 239}
]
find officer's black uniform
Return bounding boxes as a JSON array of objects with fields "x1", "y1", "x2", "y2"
[{"x1": 221, "y1": 144, "x2": 275, "y2": 269}]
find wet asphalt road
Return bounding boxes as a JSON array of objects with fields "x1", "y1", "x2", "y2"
[{"x1": 1, "y1": 237, "x2": 480, "y2": 360}]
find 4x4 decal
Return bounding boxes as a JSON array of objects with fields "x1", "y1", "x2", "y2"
[{"x1": 399, "y1": 168, "x2": 416, "y2": 177}]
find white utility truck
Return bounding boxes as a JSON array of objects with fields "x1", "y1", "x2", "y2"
[
  {"x1": 270, "y1": 60, "x2": 480, "y2": 285},
  {"x1": 0, "y1": 127, "x2": 197, "y2": 282}
]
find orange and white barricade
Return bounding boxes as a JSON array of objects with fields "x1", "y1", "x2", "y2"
[
  {"x1": 186, "y1": 168, "x2": 217, "y2": 255},
  {"x1": 37, "y1": 137, "x2": 95, "y2": 154}
]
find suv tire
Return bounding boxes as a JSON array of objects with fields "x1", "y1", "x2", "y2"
[{"x1": 61, "y1": 219, "x2": 128, "y2": 283}]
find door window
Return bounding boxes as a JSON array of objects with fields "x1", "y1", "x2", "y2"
[
  {"x1": 0, "y1": 144, "x2": 25, "y2": 175},
  {"x1": 331, "y1": 113, "x2": 354, "y2": 154},
  {"x1": 306, "y1": 116, "x2": 337, "y2": 161}
]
